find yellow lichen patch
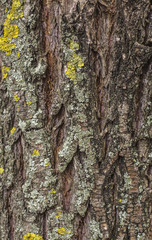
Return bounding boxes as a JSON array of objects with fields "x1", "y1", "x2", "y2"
[
  {"x1": 119, "y1": 199, "x2": 122, "y2": 203},
  {"x1": 56, "y1": 212, "x2": 61, "y2": 219},
  {"x1": 72, "y1": 54, "x2": 84, "y2": 67},
  {"x1": 57, "y1": 227, "x2": 71, "y2": 235},
  {"x1": 32, "y1": 149, "x2": 39, "y2": 156},
  {"x1": 16, "y1": 107, "x2": 20, "y2": 111},
  {"x1": 17, "y1": 52, "x2": 20, "y2": 58},
  {"x1": 0, "y1": 168, "x2": 4, "y2": 174},
  {"x1": 14, "y1": 94, "x2": 20, "y2": 101},
  {"x1": 70, "y1": 40, "x2": 79, "y2": 51},
  {"x1": 2, "y1": 66, "x2": 9, "y2": 79},
  {"x1": 65, "y1": 63, "x2": 76, "y2": 80},
  {"x1": 57, "y1": 227, "x2": 66, "y2": 235},
  {"x1": 23, "y1": 232, "x2": 44, "y2": 240},
  {"x1": 10, "y1": 127, "x2": 16, "y2": 134},
  {"x1": 0, "y1": 0, "x2": 24, "y2": 55},
  {"x1": 45, "y1": 162, "x2": 50, "y2": 167},
  {"x1": 65, "y1": 53, "x2": 84, "y2": 81},
  {"x1": 26, "y1": 101, "x2": 32, "y2": 106},
  {"x1": 50, "y1": 188, "x2": 56, "y2": 194}
]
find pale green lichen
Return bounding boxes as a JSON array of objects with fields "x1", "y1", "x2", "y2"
[
  {"x1": 89, "y1": 219, "x2": 103, "y2": 240},
  {"x1": 124, "y1": 172, "x2": 132, "y2": 190},
  {"x1": 18, "y1": 119, "x2": 26, "y2": 131},
  {"x1": 59, "y1": 36, "x2": 97, "y2": 219},
  {"x1": 0, "y1": 1, "x2": 56, "y2": 238}
]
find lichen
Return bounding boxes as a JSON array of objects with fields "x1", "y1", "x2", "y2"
[
  {"x1": 45, "y1": 162, "x2": 50, "y2": 167},
  {"x1": 57, "y1": 227, "x2": 71, "y2": 235},
  {"x1": 65, "y1": 42, "x2": 84, "y2": 81},
  {"x1": 70, "y1": 40, "x2": 79, "y2": 51},
  {"x1": 32, "y1": 149, "x2": 39, "y2": 156},
  {"x1": 56, "y1": 212, "x2": 61, "y2": 219},
  {"x1": 18, "y1": 119, "x2": 26, "y2": 131},
  {"x1": 14, "y1": 94, "x2": 20, "y2": 101},
  {"x1": 89, "y1": 219, "x2": 103, "y2": 240},
  {"x1": 50, "y1": 188, "x2": 56, "y2": 194},
  {"x1": 2, "y1": 66, "x2": 9, "y2": 79},
  {"x1": 26, "y1": 101, "x2": 32, "y2": 106},
  {"x1": 59, "y1": 35, "x2": 97, "y2": 218},
  {"x1": 23, "y1": 232, "x2": 43, "y2": 240},
  {"x1": 0, "y1": 0, "x2": 24, "y2": 55},
  {"x1": 0, "y1": 168, "x2": 4, "y2": 174},
  {"x1": 10, "y1": 127, "x2": 16, "y2": 133}
]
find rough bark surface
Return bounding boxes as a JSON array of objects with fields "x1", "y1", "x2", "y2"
[{"x1": 0, "y1": 0, "x2": 152, "y2": 239}]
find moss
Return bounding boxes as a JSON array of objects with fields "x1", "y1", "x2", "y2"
[{"x1": 0, "y1": 0, "x2": 24, "y2": 55}]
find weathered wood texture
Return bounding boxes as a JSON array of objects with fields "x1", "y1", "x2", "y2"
[{"x1": 0, "y1": 0, "x2": 152, "y2": 239}]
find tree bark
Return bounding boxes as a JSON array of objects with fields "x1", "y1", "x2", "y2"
[{"x1": 0, "y1": 0, "x2": 152, "y2": 239}]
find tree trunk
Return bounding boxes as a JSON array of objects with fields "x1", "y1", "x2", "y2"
[{"x1": 0, "y1": 0, "x2": 152, "y2": 239}]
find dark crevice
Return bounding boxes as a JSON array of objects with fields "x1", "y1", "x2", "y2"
[
  {"x1": 134, "y1": 55, "x2": 152, "y2": 133},
  {"x1": 13, "y1": 133, "x2": 25, "y2": 184},
  {"x1": 77, "y1": 203, "x2": 90, "y2": 240},
  {"x1": 42, "y1": 211, "x2": 47, "y2": 240},
  {"x1": 109, "y1": 206, "x2": 118, "y2": 239},
  {"x1": 125, "y1": 226, "x2": 130, "y2": 240},
  {"x1": 77, "y1": 146, "x2": 86, "y2": 170},
  {"x1": 53, "y1": 104, "x2": 65, "y2": 170},
  {"x1": 62, "y1": 159, "x2": 74, "y2": 211},
  {"x1": 6, "y1": 190, "x2": 14, "y2": 240}
]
